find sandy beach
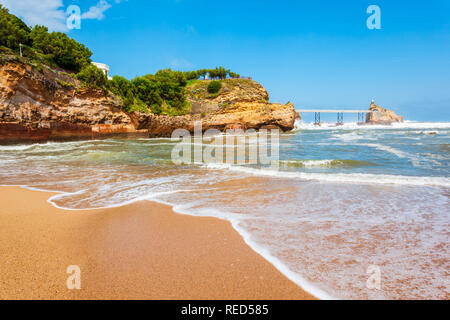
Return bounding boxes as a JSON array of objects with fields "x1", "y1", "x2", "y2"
[{"x1": 0, "y1": 186, "x2": 315, "y2": 300}]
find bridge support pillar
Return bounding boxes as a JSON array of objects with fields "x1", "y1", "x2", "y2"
[
  {"x1": 357, "y1": 112, "x2": 366, "y2": 124},
  {"x1": 337, "y1": 112, "x2": 344, "y2": 125},
  {"x1": 314, "y1": 112, "x2": 321, "y2": 126}
]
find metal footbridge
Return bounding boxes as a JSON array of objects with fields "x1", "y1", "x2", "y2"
[{"x1": 297, "y1": 109, "x2": 372, "y2": 125}]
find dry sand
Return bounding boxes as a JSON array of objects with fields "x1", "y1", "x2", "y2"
[{"x1": 0, "y1": 186, "x2": 315, "y2": 300}]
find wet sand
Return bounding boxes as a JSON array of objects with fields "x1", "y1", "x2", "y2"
[{"x1": 0, "y1": 186, "x2": 315, "y2": 300}]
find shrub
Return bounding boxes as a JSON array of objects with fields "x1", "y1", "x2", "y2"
[
  {"x1": 76, "y1": 64, "x2": 107, "y2": 88},
  {"x1": 127, "y1": 98, "x2": 149, "y2": 113},
  {"x1": 57, "y1": 80, "x2": 74, "y2": 89},
  {"x1": 0, "y1": 45, "x2": 13, "y2": 54},
  {"x1": 207, "y1": 80, "x2": 222, "y2": 94},
  {"x1": 109, "y1": 75, "x2": 132, "y2": 98},
  {"x1": 229, "y1": 72, "x2": 240, "y2": 79}
]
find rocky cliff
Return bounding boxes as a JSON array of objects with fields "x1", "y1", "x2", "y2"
[
  {"x1": 0, "y1": 59, "x2": 297, "y2": 142},
  {"x1": 142, "y1": 101, "x2": 297, "y2": 137},
  {"x1": 0, "y1": 58, "x2": 140, "y2": 142},
  {"x1": 145, "y1": 79, "x2": 297, "y2": 137},
  {"x1": 366, "y1": 101, "x2": 403, "y2": 124}
]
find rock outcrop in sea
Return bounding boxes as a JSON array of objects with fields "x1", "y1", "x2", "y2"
[
  {"x1": 366, "y1": 101, "x2": 403, "y2": 124},
  {"x1": 0, "y1": 59, "x2": 298, "y2": 141}
]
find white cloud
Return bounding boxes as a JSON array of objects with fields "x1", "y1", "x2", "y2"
[
  {"x1": 0, "y1": 0, "x2": 67, "y2": 31},
  {"x1": 81, "y1": 0, "x2": 112, "y2": 21},
  {"x1": 0, "y1": 0, "x2": 127, "y2": 31}
]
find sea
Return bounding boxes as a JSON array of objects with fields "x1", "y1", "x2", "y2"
[{"x1": 0, "y1": 120, "x2": 449, "y2": 299}]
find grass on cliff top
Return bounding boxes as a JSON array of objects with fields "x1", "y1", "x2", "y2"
[
  {"x1": 158, "y1": 100, "x2": 192, "y2": 116},
  {"x1": 186, "y1": 78, "x2": 256, "y2": 100},
  {"x1": 186, "y1": 78, "x2": 253, "y2": 89}
]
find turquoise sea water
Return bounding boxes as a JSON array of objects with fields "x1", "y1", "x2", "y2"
[{"x1": 0, "y1": 120, "x2": 449, "y2": 299}]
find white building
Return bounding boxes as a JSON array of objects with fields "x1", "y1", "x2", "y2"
[{"x1": 92, "y1": 62, "x2": 112, "y2": 80}]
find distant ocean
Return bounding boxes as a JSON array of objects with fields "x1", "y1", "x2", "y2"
[{"x1": 1, "y1": 120, "x2": 449, "y2": 299}]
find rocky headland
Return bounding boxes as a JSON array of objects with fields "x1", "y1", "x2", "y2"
[
  {"x1": 0, "y1": 58, "x2": 297, "y2": 142},
  {"x1": 142, "y1": 79, "x2": 297, "y2": 137},
  {"x1": 0, "y1": 57, "x2": 404, "y2": 142}
]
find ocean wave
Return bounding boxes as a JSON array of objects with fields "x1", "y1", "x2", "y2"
[
  {"x1": 46, "y1": 188, "x2": 201, "y2": 211},
  {"x1": 330, "y1": 131, "x2": 373, "y2": 142},
  {"x1": 357, "y1": 143, "x2": 429, "y2": 168},
  {"x1": 0, "y1": 144, "x2": 37, "y2": 151},
  {"x1": 361, "y1": 143, "x2": 408, "y2": 159},
  {"x1": 293, "y1": 120, "x2": 450, "y2": 131},
  {"x1": 0, "y1": 140, "x2": 123, "y2": 152},
  {"x1": 280, "y1": 159, "x2": 377, "y2": 168},
  {"x1": 205, "y1": 163, "x2": 450, "y2": 187},
  {"x1": 411, "y1": 130, "x2": 441, "y2": 136}
]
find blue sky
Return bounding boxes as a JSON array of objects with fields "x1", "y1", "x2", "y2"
[{"x1": 2, "y1": 0, "x2": 449, "y2": 121}]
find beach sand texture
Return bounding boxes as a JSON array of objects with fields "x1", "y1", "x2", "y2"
[{"x1": 0, "y1": 186, "x2": 315, "y2": 300}]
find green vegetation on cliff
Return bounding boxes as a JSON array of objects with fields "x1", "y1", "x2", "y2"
[
  {"x1": 104, "y1": 68, "x2": 245, "y2": 115},
  {"x1": 0, "y1": 4, "x2": 244, "y2": 116},
  {"x1": 207, "y1": 80, "x2": 222, "y2": 94},
  {"x1": 108, "y1": 70, "x2": 190, "y2": 115},
  {"x1": 76, "y1": 64, "x2": 108, "y2": 89},
  {"x1": 0, "y1": 5, "x2": 92, "y2": 72},
  {"x1": 0, "y1": 5, "x2": 29, "y2": 49}
]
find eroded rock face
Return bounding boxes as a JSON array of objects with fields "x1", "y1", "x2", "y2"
[
  {"x1": 366, "y1": 101, "x2": 403, "y2": 124},
  {"x1": 145, "y1": 78, "x2": 297, "y2": 137},
  {"x1": 0, "y1": 60, "x2": 298, "y2": 141},
  {"x1": 0, "y1": 60, "x2": 137, "y2": 141},
  {"x1": 146, "y1": 102, "x2": 297, "y2": 138},
  {"x1": 186, "y1": 79, "x2": 270, "y2": 114}
]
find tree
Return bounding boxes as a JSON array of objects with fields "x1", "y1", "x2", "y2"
[
  {"x1": 185, "y1": 70, "x2": 198, "y2": 81},
  {"x1": 76, "y1": 64, "x2": 107, "y2": 88},
  {"x1": 216, "y1": 66, "x2": 229, "y2": 79},
  {"x1": 208, "y1": 67, "x2": 230, "y2": 80},
  {"x1": 155, "y1": 69, "x2": 187, "y2": 87},
  {"x1": 109, "y1": 75, "x2": 134, "y2": 110},
  {"x1": 1, "y1": 5, "x2": 91, "y2": 72},
  {"x1": 197, "y1": 69, "x2": 208, "y2": 80},
  {"x1": 29, "y1": 26, "x2": 92, "y2": 72},
  {"x1": 132, "y1": 76, "x2": 162, "y2": 108},
  {"x1": 109, "y1": 75, "x2": 132, "y2": 98},
  {"x1": 229, "y1": 72, "x2": 240, "y2": 79},
  {"x1": 0, "y1": 5, "x2": 31, "y2": 49}
]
